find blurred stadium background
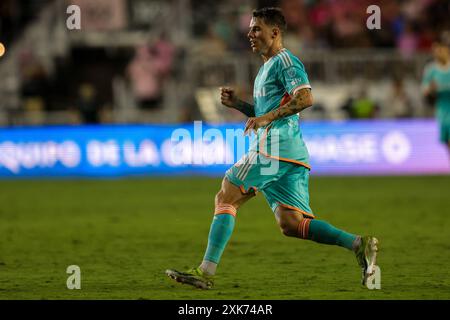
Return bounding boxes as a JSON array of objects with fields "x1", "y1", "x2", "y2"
[
  {"x1": 0, "y1": 0, "x2": 449, "y2": 300},
  {"x1": 0, "y1": 0, "x2": 449, "y2": 177},
  {"x1": 0, "y1": 0, "x2": 448, "y2": 125}
]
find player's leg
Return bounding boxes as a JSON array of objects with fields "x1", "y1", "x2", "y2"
[
  {"x1": 438, "y1": 121, "x2": 450, "y2": 160},
  {"x1": 275, "y1": 207, "x2": 361, "y2": 251},
  {"x1": 263, "y1": 163, "x2": 378, "y2": 284},
  {"x1": 166, "y1": 177, "x2": 254, "y2": 289},
  {"x1": 275, "y1": 207, "x2": 378, "y2": 285},
  {"x1": 261, "y1": 163, "x2": 361, "y2": 250},
  {"x1": 199, "y1": 177, "x2": 255, "y2": 274},
  {"x1": 199, "y1": 150, "x2": 277, "y2": 276},
  {"x1": 166, "y1": 152, "x2": 261, "y2": 289}
]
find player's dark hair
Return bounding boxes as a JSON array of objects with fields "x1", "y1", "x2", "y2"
[{"x1": 252, "y1": 7, "x2": 287, "y2": 33}]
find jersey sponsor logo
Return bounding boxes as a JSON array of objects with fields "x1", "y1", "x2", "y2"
[
  {"x1": 285, "y1": 66, "x2": 304, "y2": 86},
  {"x1": 286, "y1": 66, "x2": 297, "y2": 78}
]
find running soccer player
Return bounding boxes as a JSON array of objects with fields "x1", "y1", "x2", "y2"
[
  {"x1": 422, "y1": 32, "x2": 450, "y2": 157},
  {"x1": 166, "y1": 7, "x2": 378, "y2": 289}
]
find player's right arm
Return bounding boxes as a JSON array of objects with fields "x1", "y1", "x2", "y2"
[{"x1": 220, "y1": 87, "x2": 255, "y2": 117}]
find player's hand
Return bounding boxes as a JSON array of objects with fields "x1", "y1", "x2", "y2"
[
  {"x1": 220, "y1": 87, "x2": 237, "y2": 108},
  {"x1": 429, "y1": 80, "x2": 437, "y2": 93},
  {"x1": 424, "y1": 80, "x2": 438, "y2": 103},
  {"x1": 244, "y1": 115, "x2": 273, "y2": 135}
]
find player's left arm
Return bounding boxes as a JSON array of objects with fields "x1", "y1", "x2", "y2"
[
  {"x1": 244, "y1": 88, "x2": 313, "y2": 134},
  {"x1": 266, "y1": 88, "x2": 313, "y2": 120}
]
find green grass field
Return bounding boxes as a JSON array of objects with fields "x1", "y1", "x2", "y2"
[{"x1": 0, "y1": 176, "x2": 449, "y2": 300}]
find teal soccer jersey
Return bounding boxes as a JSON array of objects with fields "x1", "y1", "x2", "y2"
[
  {"x1": 225, "y1": 48, "x2": 315, "y2": 217},
  {"x1": 422, "y1": 62, "x2": 450, "y2": 142},
  {"x1": 250, "y1": 48, "x2": 311, "y2": 168}
]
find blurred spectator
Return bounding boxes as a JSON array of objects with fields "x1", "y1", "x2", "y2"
[
  {"x1": 126, "y1": 35, "x2": 176, "y2": 111},
  {"x1": 77, "y1": 83, "x2": 100, "y2": 124},
  {"x1": 384, "y1": 77, "x2": 414, "y2": 118},
  {"x1": 127, "y1": 45, "x2": 163, "y2": 110},
  {"x1": 342, "y1": 86, "x2": 379, "y2": 119},
  {"x1": 417, "y1": 26, "x2": 435, "y2": 52},
  {"x1": 152, "y1": 32, "x2": 176, "y2": 78},
  {"x1": 309, "y1": 0, "x2": 332, "y2": 31},
  {"x1": 328, "y1": 0, "x2": 369, "y2": 48},
  {"x1": 397, "y1": 22, "x2": 419, "y2": 58}
]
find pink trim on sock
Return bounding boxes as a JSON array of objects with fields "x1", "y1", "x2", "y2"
[
  {"x1": 214, "y1": 204, "x2": 237, "y2": 217},
  {"x1": 304, "y1": 219, "x2": 311, "y2": 239},
  {"x1": 297, "y1": 219, "x2": 311, "y2": 239}
]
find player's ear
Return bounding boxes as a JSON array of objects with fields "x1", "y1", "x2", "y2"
[{"x1": 272, "y1": 28, "x2": 280, "y2": 38}]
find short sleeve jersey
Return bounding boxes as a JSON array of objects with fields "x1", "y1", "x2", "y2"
[{"x1": 251, "y1": 48, "x2": 311, "y2": 168}]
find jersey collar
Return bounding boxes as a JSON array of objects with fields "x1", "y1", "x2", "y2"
[{"x1": 264, "y1": 48, "x2": 287, "y2": 65}]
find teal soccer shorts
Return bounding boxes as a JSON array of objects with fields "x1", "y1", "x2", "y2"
[{"x1": 225, "y1": 151, "x2": 315, "y2": 219}]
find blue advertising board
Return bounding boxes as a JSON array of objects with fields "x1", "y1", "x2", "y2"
[{"x1": 0, "y1": 120, "x2": 448, "y2": 178}]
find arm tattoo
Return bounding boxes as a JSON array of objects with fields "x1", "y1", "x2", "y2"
[
  {"x1": 267, "y1": 88, "x2": 313, "y2": 121},
  {"x1": 234, "y1": 100, "x2": 255, "y2": 117}
]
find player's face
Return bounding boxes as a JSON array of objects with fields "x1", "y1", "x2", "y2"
[
  {"x1": 247, "y1": 17, "x2": 275, "y2": 55},
  {"x1": 432, "y1": 43, "x2": 450, "y2": 63}
]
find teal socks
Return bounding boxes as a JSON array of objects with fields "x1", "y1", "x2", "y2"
[
  {"x1": 299, "y1": 218, "x2": 357, "y2": 250},
  {"x1": 202, "y1": 211, "x2": 358, "y2": 266},
  {"x1": 203, "y1": 213, "x2": 235, "y2": 264}
]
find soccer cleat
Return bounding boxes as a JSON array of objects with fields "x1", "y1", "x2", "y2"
[
  {"x1": 355, "y1": 236, "x2": 379, "y2": 286},
  {"x1": 165, "y1": 267, "x2": 214, "y2": 289}
]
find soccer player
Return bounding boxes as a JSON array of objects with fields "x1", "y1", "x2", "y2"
[
  {"x1": 166, "y1": 7, "x2": 378, "y2": 289},
  {"x1": 422, "y1": 32, "x2": 450, "y2": 157}
]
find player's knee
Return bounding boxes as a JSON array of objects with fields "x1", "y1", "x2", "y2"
[
  {"x1": 215, "y1": 178, "x2": 252, "y2": 209},
  {"x1": 214, "y1": 189, "x2": 239, "y2": 211},
  {"x1": 277, "y1": 208, "x2": 303, "y2": 237},
  {"x1": 279, "y1": 220, "x2": 297, "y2": 237},
  {"x1": 215, "y1": 189, "x2": 233, "y2": 205}
]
